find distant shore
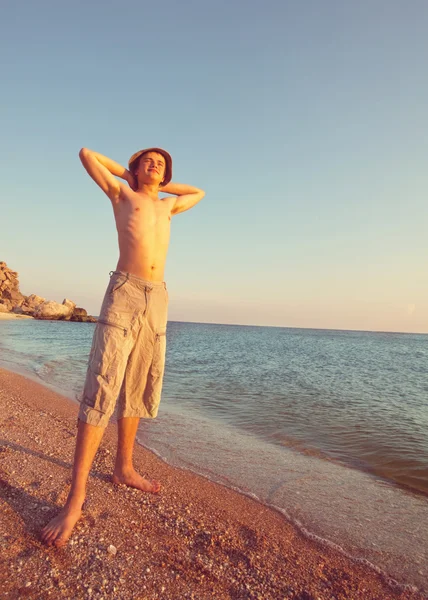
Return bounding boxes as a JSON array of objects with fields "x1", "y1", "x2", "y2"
[{"x1": 0, "y1": 367, "x2": 426, "y2": 599}]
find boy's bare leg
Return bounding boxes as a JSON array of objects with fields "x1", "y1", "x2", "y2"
[
  {"x1": 41, "y1": 420, "x2": 105, "y2": 547},
  {"x1": 112, "y1": 417, "x2": 161, "y2": 493}
]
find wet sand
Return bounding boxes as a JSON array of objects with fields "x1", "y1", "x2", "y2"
[{"x1": 0, "y1": 367, "x2": 426, "y2": 599}]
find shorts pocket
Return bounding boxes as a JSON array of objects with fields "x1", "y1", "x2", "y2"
[
  {"x1": 98, "y1": 319, "x2": 128, "y2": 337},
  {"x1": 100, "y1": 277, "x2": 135, "y2": 319},
  {"x1": 151, "y1": 329, "x2": 167, "y2": 376},
  {"x1": 90, "y1": 319, "x2": 129, "y2": 378},
  {"x1": 109, "y1": 276, "x2": 129, "y2": 294}
]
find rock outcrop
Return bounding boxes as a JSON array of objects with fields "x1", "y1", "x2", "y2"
[
  {"x1": 33, "y1": 300, "x2": 74, "y2": 320},
  {"x1": 0, "y1": 262, "x2": 96, "y2": 322},
  {"x1": 0, "y1": 265, "x2": 25, "y2": 311}
]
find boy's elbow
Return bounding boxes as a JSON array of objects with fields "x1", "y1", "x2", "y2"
[
  {"x1": 79, "y1": 147, "x2": 91, "y2": 161},
  {"x1": 79, "y1": 147, "x2": 96, "y2": 167}
]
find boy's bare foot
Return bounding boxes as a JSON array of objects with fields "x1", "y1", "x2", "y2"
[
  {"x1": 41, "y1": 503, "x2": 83, "y2": 547},
  {"x1": 112, "y1": 467, "x2": 161, "y2": 493}
]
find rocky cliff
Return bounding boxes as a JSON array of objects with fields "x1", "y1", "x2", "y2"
[{"x1": 0, "y1": 262, "x2": 96, "y2": 322}]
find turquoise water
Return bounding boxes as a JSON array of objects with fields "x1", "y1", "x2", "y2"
[{"x1": 1, "y1": 319, "x2": 427, "y2": 593}]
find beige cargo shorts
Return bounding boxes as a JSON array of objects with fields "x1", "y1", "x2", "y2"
[{"x1": 79, "y1": 271, "x2": 168, "y2": 427}]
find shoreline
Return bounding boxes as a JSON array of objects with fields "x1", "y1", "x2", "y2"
[
  {"x1": 0, "y1": 367, "x2": 426, "y2": 599},
  {"x1": 0, "y1": 312, "x2": 34, "y2": 320}
]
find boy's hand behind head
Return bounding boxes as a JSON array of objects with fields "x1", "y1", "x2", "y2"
[{"x1": 127, "y1": 171, "x2": 137, "y2": 191}]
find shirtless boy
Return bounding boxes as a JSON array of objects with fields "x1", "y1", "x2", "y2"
[{"x1": 41, "y1": 147, "x2": 205, "y2": 547}]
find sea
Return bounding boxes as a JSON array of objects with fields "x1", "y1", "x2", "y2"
[{"x1": 0, "y1": 318, "x2": 427, "y2": 594}]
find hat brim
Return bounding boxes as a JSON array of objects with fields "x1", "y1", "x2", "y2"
[{"x1": 128, "y1": 147, "x2": 172, "y2": 186}]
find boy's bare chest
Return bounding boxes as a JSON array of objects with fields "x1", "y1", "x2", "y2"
[{"x1": 115, "y1": 199, "x2": 171, "y2": 233}]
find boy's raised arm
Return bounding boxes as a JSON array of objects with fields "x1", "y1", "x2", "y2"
[
  {"x1": 160, "y1": 182, "x2": 205, "y2": 215},
  {"x1": 79, "y1": 148, "x2": 135, "y2": 202}
]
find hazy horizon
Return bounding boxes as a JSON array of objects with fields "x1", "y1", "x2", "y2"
[{"x1": 1, "y1": 262, "x2": 423, "y2": 334}]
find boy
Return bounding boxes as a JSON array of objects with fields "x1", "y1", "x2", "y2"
[{"x1": 42, "y1": 147, "x2": 205, "y2": 547}]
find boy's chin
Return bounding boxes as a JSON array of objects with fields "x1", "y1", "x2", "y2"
[{"x1": 141, "y1": 176, "x2": 161, "y2": 185}]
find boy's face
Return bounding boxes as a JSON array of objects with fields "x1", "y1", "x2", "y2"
[{"x1": 135, "y1": 152, "x2": 166, "y2": 185}]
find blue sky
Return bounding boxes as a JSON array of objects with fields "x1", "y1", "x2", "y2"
[{"x1": 1, "y1": 0, "x2": 427, "y2": 332}]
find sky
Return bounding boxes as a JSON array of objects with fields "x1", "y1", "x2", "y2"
[{"x1": 1, "y1": 0, "x2": 427, "y2": 333}]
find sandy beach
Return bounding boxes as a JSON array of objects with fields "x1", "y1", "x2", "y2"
[
  {"x1": 0, "y1": 367, "x2": 425, "y2": 600},
  {"x1": 0, "y1": 312, "x2": 33, "y2": 320}
]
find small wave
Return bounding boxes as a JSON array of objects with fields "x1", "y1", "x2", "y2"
[
  {"x1": 269, "y1": 504, "x2": 422, "y2": 596},
  {"x1": 135, "y1": 435, "x2": 425, "y2": 596}
]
